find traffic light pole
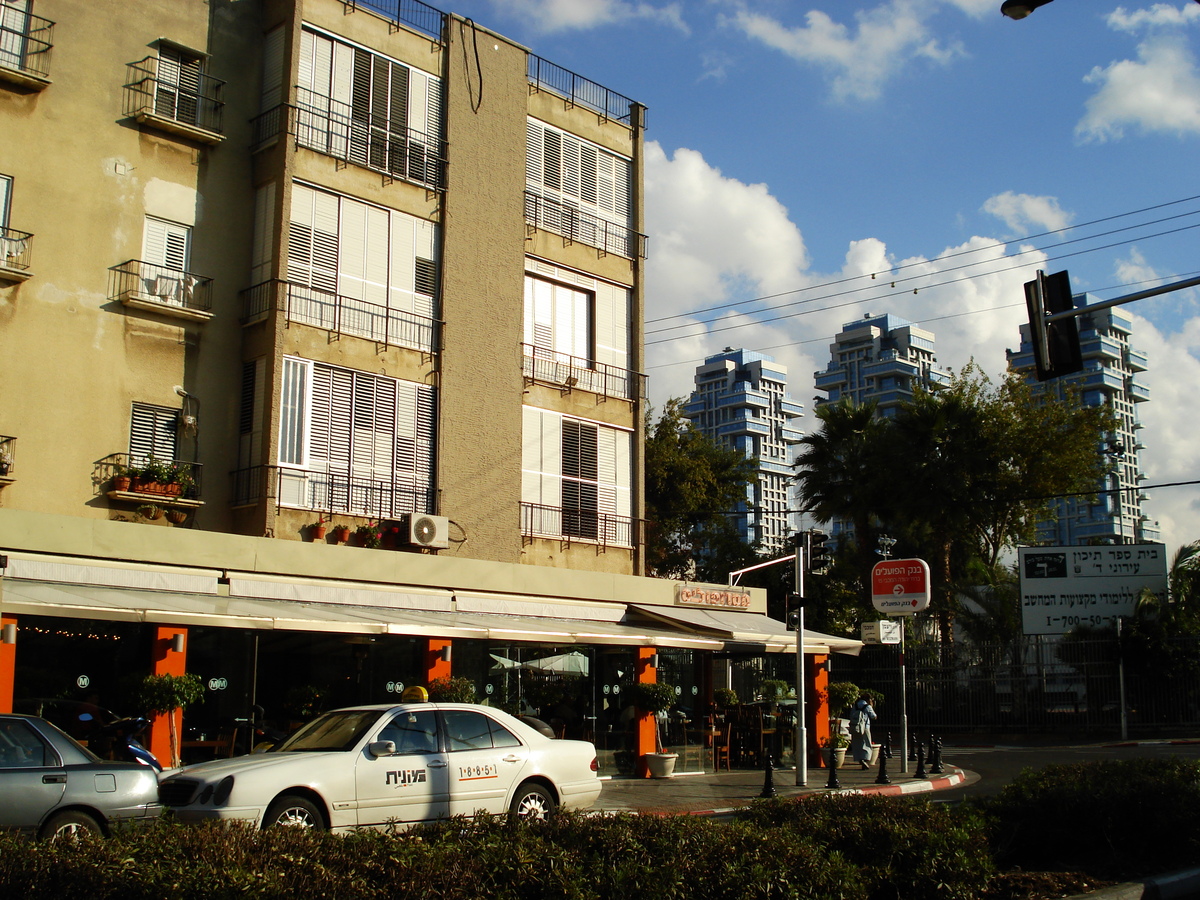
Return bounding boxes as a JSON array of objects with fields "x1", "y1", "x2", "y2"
[
  {"x1": 795, "y1": 545, "x2": 806, "y2": 786},
  {"x1": 1045, "y1": 274, "x2": 1200, "y2": 324}
]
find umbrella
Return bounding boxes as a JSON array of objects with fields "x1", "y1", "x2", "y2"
[
  {"x1": 489, "y1": 653, "x2": 519, "y2": 670},
  {"x1": 519, "y1": 651, "x2": 589, "y2": 676}
]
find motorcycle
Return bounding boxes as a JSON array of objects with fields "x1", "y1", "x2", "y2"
[{"x1": 91, "y1": 716, "x2": 162, "y2": 772}]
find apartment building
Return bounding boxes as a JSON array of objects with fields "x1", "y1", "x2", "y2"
[
  {"x1": 1008, "y1": 301, "x2": 1160, "y2": 545},
  {"x1": 0, "y1": 0, "x2": 863, "y2": 775},
  {"x1": 682, "y1": 349, "x2": 805, "y2": 553}
]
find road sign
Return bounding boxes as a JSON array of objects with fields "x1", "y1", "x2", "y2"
[
  {"x1": 871, "y1": 558, "x2": 931, "y2": 614},
  {"x1": 861, "y1": 620, "x2": 902, "y2": 644}
]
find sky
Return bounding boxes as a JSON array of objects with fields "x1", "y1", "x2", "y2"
[{"x1": 443, "y1": 0, "x2": 1200, "y2": 553}]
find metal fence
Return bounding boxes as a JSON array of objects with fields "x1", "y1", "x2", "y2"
[{"x1": 831, "y1": 635, "x2": 1200, "y2": 736}]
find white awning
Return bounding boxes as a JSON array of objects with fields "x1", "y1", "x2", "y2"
[{"x1": 629, "y1": 604, "x2": 863, "y2": 655}]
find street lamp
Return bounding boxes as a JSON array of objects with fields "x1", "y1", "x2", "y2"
[{"x1": 1000, "y1": 0, "x2": 1054, "y2": 18}]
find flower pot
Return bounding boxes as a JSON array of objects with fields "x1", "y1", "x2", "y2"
[
  {"x1": 644, "y1": 752, "x2": 679, "y2": 779},
  {"x1": 133, "y1": 478, "x2": 181, "y2": 497},
  {"x1": 332, "y1": 526, "x2": 350, "y2": 543},
  {"x1": 311, "y1": 525, "x2": 327, "y2": 541},
  {"x1": 165, "y1": 509, "x2": 188, "y2": 525},
  {"x1": 112, "y1": 475, "x2": 131, "y2": 491},
  {"x1": 821, "y1": 747, "x2": 846, "y2": 769}
]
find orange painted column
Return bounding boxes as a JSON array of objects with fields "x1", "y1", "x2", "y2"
[
  {"x1": 811, "y1": 654, "x2": 831, "y2": 766},
  {"x1": 0, "y1": 614, "x2": 16, "y2": 714},
  {"x1": 634, "y1": 647, "x2": 657, "y2": 778},
  {"x1": 148, "y1": 626, "x2": 187, "y2": 768},
  {"x1": 425, "y1": 638, "x2": 452, "y2": 684}
]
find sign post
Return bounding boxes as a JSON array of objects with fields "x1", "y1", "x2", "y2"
[{"x1": 871, "y1": 558, "x2": 931, "y2": 774}]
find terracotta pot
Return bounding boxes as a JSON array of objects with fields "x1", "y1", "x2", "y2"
[
  {"x1": 165, "y1": 509, "x2": 188, "y2": 525},
  {"x1": 333, "y1": 526, "x2": 350, "y2": 543},
  {"x1": 311, "y1": 525, "x2": 327, "y2": 541},
  {"x1": 113, "y1": 475, "x2": 132, "y2": 491}
]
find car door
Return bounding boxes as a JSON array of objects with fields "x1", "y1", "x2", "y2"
[
  {"x1": 353, "y1": 709, "x2": 448, "y2": 828},
  {"x1": 441, "y1": 709, "x2": 531, "y2": 817},
  {"x1": 0, "y1": 719, "x2": 65, "y2": 832}
]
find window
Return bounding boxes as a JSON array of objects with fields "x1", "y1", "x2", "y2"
[
  {"x1": 295, "y1": 27, "x2": 443, "y2": 187},
  {"x1": 130, "y1": 403, "x2": 180, "y2": 465},
  {"x1": 0, "y1": 718, "x2": 53, "y2": 768},
  {"x1": 287, "y1": 183, "x2": 439, "y2": 351},
  {"x1": 522, "y1": 407, "x2": 631, "y2": 545},
  {"x1": 277, "y1": 357, "x2": 436, "y2": 518},
  {"x1": 0, "y1": 0, "x2": 30, "y2": 72},
  {"x1": 0, "y1": 173, "x2": 10, "y2": 228},
  {"x1": 441, "y1": 710, "x2": 520, "y2": 752},
  {"x1": 139, "y1": 217, "x2": 193, "y2": 305},
  {"x1": 155, "y1": 44, "x2": 203, "y2": 126},
  {"x1": 526, "y1": 119, "x2": 632, "y2": 255},
  {"x1": 525, "y1": 274, "x2": 590, "y2": 362},
  {"x1": 379, "y1": 710, "x2": 438, "y2": 755}
]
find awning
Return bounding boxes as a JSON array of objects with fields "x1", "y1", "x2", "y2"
[{"x1": 629, "y1": 604, "x2": 863, "y2": 656}]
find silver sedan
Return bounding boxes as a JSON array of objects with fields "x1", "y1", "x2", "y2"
[{"x1": 0, "y1": 713, "x2": 163, "y2": 838}]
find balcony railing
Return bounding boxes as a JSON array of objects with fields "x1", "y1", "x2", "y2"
[
  {"x1": 125, "y1": 56, "x2": 225, "y2": 140},
  {"x1": 254, "y1": 90, "x2": 446, "y2": 191},
  {"x1": 0, "y1": 11, "x2": 53, "y2": 85},
  {"x1": 110, "y1": 260, "x2": 214, "y2": 318},
  {"x1": 0, "y1": 226, "x2": 32, "y2": 273},
  {"x1": 346, "y1": 0, "x2": 445, "y2": 41},
  {"x1": 527, "y1": 55, "x2": 637, "y2": 126},
  {"x1": 524, "y1": 191, "x2": 645, "y2": 260},
  {"x1": 0, "y1": 434, "x2": 15, "y2": 479},
  {"x1": 233, "y1": 464, "x2": 434, "y2": 519},
  {"x1": 241, "y1": 280, "x2": 441, "y2": 353},
  {"x1": 521, "y1": 501, "x2": 635, "y2": 548},
  {"x1": 521, "y1": 344, "x2": 644, "y2": 401}
]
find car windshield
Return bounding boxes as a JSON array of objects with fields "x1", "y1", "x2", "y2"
[{"x1": 273, "y1": 710, "x2": 380, "y2": 752}]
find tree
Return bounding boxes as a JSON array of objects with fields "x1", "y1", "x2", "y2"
[
  {"x1": 644, "y1": 399, "x2": 759, "y2": 580},
  {"x1": 138, "y1": 672, "x2": 205, "y2": 769}
]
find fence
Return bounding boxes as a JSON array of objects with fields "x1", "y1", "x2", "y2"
[{"x1": 830, "y1": 635, "x2": 1200, "y2": 736}]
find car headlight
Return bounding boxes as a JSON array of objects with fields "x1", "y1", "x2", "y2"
[
  {"x1": 198, "y1": 784, "x2": 214, "y2": 804},
  {"x1": 213, "y1": 776, "x2": 235, "y2": 806}
]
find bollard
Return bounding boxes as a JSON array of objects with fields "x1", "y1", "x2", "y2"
[
  {"x1": 909, "y1": 730, "x2": 918, "y2": 761},
  {"x1": 914, "y1": 738, "x2": 927, "y2": 779},
  {"x1": 930, "y1": 733, "x2": 944, "y2": 775},
  {"x1": 824, "y1": 748, "x2": 841, "y2": 790},
  {"x1": 874, "y1": 734, "x2": 891, "y2": 785},
  {"x1": 759, "y1": 751, "x2": 777, "y2": 798}
]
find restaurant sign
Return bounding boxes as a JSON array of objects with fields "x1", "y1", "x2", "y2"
[{"x1": 675, "y1": 586, "x2": 752, "y2": 610}]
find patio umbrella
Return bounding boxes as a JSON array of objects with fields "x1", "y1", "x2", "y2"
[{"x1": 519, "y1": 651, "x2": 589, "y2": 676}]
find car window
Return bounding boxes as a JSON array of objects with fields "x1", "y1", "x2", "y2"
[
  {"x1": 275, "y1": 710, "x2": 379, "y2": 752},
  {"x1": 442, "y1": 710, "x2": 495, "y2": 751},
  {"x1": 488, "y1": 718, "x2": 521, "y2": 749},
  {"x1": 378, "y1": 710, "x2": 438, "y2": 755},
  {"x1": 0, "y1": 720, "x2": 54, "y2": 768}
]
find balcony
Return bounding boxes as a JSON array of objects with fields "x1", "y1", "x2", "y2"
[
  {"x1": 524, "y1": 191, "x2": 646, "y2": 260},
  {"x1": 234, "y1": 465, "x2": 434, "y2": 520},
  {"x1": 348, "y1": 0, "x2": 445, "y2": 41},
  {"x1": 716, "y1": 385, "x2": 770, "y2": 411},
  {"x1": 124, "y1": 56, "x2": 224, "y2": 144},
  {"x1": 527, "y1": 54, "x2": 637, "y2": 126},
  {"x1": 1125, "y1": 348, "x2": 1148, "y2": 373},
  {"x1": 111, "y1": 260, "x2": 213, "y2": 322},
  {"x1": 254, "y1": 91, "x2": 446, "y2": 192},
  {"x1": 1127, "y1": 378, "x2": 1150, "y2": 402},
  {"x1": 0, "y1": 11, "x2": 53, "y2": 90},
  {"x1": 0, "y1": 434, "x2": 15, "y2": 485},
  {"x1": 99, "y1": 453, "x2": 204, "y2": 509},
  {"x1": 521, "y1": 501, "x2": 635, "y2": 549},
  {"x1": 241, "y1": 280, "x2": 440, "y2": 354},
  {"x1": 0, "y1": 226, "x2": 32, "y2": 283},
  {"x1": 521, "y1": 344, "x2": 644, "y2": 402}
]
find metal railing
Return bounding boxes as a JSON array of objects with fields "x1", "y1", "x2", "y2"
[
  {"x1": 125, "y1": 56, "x2": 225, "y2": 135},
  {"x1": 0, "y1": 226, "x2": 32, "y2": 271},
  {"x1": 98, "y1": 453, "x2": 203, "y2": 501},
  {"x1": 233, "y1": 464, "x2": 434, "y2": 519},
  {"x1": 521, "y1": 501, "x2": 635, "y2": 548},
  {"x1": 527, "y1": 55, "x2": 637, "y2": 126},
  {"x1": 0, "y1": 11, "x2": 53, "y2": 80},
  {"x1": 254, "y1": 91, "x2": 446, "y2": 191},
  {"x1": 524, "y1": 191, "x2": 645, "y2": 259},
  {"x1": 521, "y1": 344, "x2": 645, "y2": 401},
  {"x1": 345, "y1": 0, "x2": 445, "y2": 41},
  {"x1": 110, "y1": 260, "x2": 213, "y2": 314},
  {"x1": 0, "y1": 434, "x2": 15, "y2": 477},
  {"x1": 240, "y1": 280, "x2": 441, "y2": 353}
]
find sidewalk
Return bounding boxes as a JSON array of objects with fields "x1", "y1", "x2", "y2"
[{"x1": 592, "y1": 757, "x2": 972, "y2": 817}]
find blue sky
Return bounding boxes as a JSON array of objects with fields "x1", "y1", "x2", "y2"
[{"x1": 445, "y1": 0, "x2": 1200, "y2": 552}]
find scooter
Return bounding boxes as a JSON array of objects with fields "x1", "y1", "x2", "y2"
[{"x1": 91, "y1": 716, "x2": 163, "y2": 772}]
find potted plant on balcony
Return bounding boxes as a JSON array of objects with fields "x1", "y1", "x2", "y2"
[
  {"x1": 332, "y1": 524, "x2": 350, "y2": 543},
  {"x1": 308, "y1": 518, "x2": 327, "y2": 541},
  {"x1": 355, "y1": 523, "x2": 382, "y2": 549},
  {"x1": 0, "y1": 448, "x2": 14, "y2": 477},
  {"x1": 632, "y1": 681, "x2": 679, "y2": 778},
  {"x1": 137, "y1": 503, "x2": 164, "y2": 521}
]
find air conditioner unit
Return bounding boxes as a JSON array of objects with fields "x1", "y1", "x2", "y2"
[{"x1": 406, "y1": 514, "x2": 449, "y2": 549}]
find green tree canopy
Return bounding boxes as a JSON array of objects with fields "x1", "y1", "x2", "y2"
[{"x1": 644, "y1": 399, "x2": 759, "y2": 580}]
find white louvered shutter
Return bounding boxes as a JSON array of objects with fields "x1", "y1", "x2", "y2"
[{"x1": 129, "y1": 403, "x2": 179, "y2": 465}]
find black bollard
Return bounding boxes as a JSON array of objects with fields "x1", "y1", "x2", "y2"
[
  {"x1": 930, "y1": 734, "x2": 944, "y2": 775},
  {"x1": 914, "y1": 739, "x2": 927, "y2": 779},
  {"x1": 874, "y1": 743, "x2": 891, "y2": 784},
  {"x1": 908, "y1": 730, "x2": 918, "y2": 761},
  {"x1": 824, "y1": 748, "x2": 841, "y2": 790},
  {"x1": 759, "y1": 752, "x2": 777, "y2": 798}
]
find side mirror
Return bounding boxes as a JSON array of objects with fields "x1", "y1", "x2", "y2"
[{"x1": 368, "y1": 740, "x2": 396, "y2": 758}]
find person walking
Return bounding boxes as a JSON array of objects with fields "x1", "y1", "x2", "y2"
[{"x1": 849, "y1": 695, "x2": 876, "y2": 770}]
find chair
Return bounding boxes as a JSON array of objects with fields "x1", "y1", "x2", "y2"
[
  {"x1": 680, "y1": 728, "x2": 703, "y2": 773},
  {"x1": 712, "y1": 722, "x2": 732, "y2": 771}
]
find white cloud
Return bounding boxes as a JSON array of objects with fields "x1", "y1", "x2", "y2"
[
  {"x1": 1077, "y1": 9, "x2": 1200, "y2": 142},
  {"x1": 982, "y1": 192, "x2": 1074, "y2": 235},
  {"x1": 724, "y1": 1, "x2": 964, "y2": 102},
  {"x1": 486, "y1": 0, "x2": 687, "y2": 34}
]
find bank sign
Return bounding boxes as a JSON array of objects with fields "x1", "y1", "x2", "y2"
[
  {"x1": 1018, "y1": 545, "x2": 1168, "y2": 636},
  {"x1": 871, "y1": 558, "x2": 931, "y2": 615}
]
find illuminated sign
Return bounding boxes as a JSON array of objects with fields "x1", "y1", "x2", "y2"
[{"x1": 675, "y1": 586, "x2": 752, "y2": 609}]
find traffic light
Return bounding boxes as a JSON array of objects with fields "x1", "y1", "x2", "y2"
[
  {"x1": 807, "y1": 530, "x2": 831, "y2": 575},
  {"x1": 1024, "y1": 269, "x2": 1083, "y2": 381}
]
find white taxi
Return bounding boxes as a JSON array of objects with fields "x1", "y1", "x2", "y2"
[{"x1": 158, "y1": 702, "x2": 601, "y2": 831}]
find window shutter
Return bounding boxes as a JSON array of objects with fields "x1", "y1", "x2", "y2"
[
  {"x1": 142, "y1": 217, "x2": 190, "y2": 271},
  {"x1": 0, "y1": 174, "x2": 10, "y2": 229},
  {"x1": 251, "y1": 182, "x2": 276, "y2": 284},
  {"x1": 239, "y1": 359, "x2": 265, "y2": 469},
  {"x1": 279, "y1": 357, "x2": 308, "y2": 466},
  {"x1": 261, "y1": 26, "x2": 284, "y2": 111},
  {"x1": 130, "y1": 403, "x2": 179, "y2": 464}
]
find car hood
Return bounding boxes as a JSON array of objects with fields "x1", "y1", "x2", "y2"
[{"x1": 167, "y1": 750, "x2": 347, "y2": 781}]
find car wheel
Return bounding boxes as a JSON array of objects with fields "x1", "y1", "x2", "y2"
[
  {"x1": 41, "y1": 810, "x2": 103, "y2": 840},
  {"x1": 263, "y1": 794, "x2": 326, "y2": 830},
  {"x1": 509, "y1": 781, "x2": 556, "y2": 820}
]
